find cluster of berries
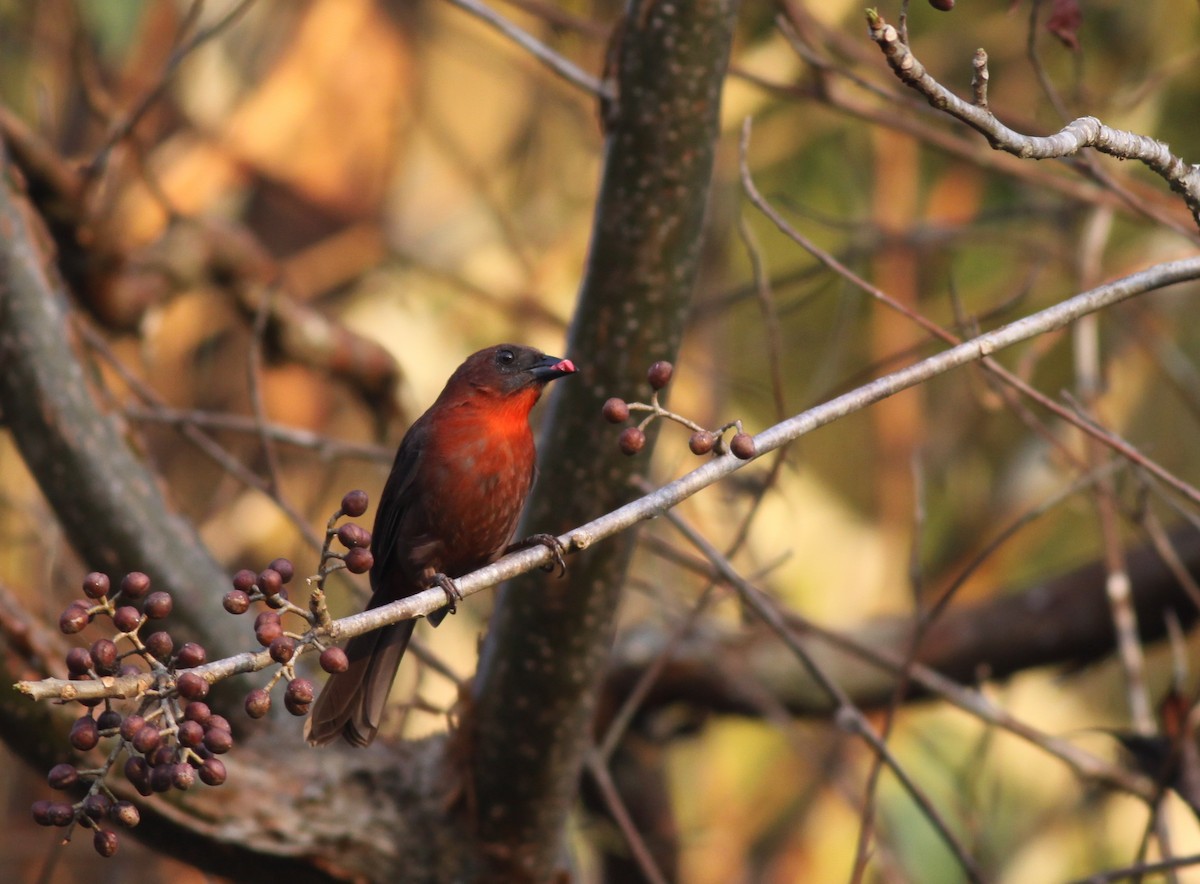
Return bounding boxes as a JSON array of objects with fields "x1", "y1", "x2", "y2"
[
  {"x1": 33, "y1": 490, "x2": 375, "y2": 857},
  {"x1": 603, "y1": 360, "x2": 757, "y2": 460},
  {"x1": 223, "y1": 490, "x2": 373, "y2": 720},
  {"x1": 36, "y1": 571, "x2": 230, "y2": 856}
]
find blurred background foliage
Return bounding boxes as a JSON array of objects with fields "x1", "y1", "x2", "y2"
[{"x1": 1, "y1": 0, "x2": 1199, "y2": 881}]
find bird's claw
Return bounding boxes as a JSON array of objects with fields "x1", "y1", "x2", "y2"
[
  {"x1": 529, "y1": 533, "x2": 568, "y2": 577},
  {"x1": 433, "y1": 573, "x2": 462, "y2": 615}
]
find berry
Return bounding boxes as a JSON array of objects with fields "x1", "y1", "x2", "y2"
[
  {"x1": 48, "y1": 763, "x2": 78, "y2": 790},
  {"x1": 269, "y1": 557, "x2": 295, "y2": 584},
  {"x1": 177, "y1": 672, "x2": 210, "y2": 700},
  {"x1": 150, "y1": 765, "x2": 173, "y2": 793},
  {"x1": 144, "y1": 591, "x2": 173, "y2": 619},
  {"x1": 232, "y1": 569, "x2": 257, "y2": 593},
  {"x1": 178, "y1": 720, "x2": 205, "y2": 748},
  {"x1": 97, "y1": 709, "x2": 122, "y2": 731},
  {"x1": 82, "y1": 793, "x2": 112, "y2": 821},
  {"x1": 337, "y1": 523, "x2": 371, "y2": 550},
  {"x1": 204, "y1": 727, "x2": 233, "y2": 754},
  {"x1": 199, "y1": 757, "x2": 227, "y2": 786},
  {"x1": 82, "y1": 572, "x2": 110, "y2": 599},
  {"x1": 344, "y1": 547, "x2": 373, "y2": 574},
  {"x1": 245, "y1": 689, "x2": 271, "y2": 719},
  {"x1": 689, "y1": 431, "x2": 716, "y2": 456},
  {"x1": 647, "y1": 360, "x2": 673, "y2": 390},
  {"x1": 69, "y1": 715, "x2": 100, "y2": 751},
  {"x1": 132, "y1": 725, "x2": 162, "y2": 754},
  {"x1": 66, "y1": 647, "x2": 94, "y2": 675},
  {"x1": 176, "y1": 642, "x2": 207, "y2": 668},
  {"x1": 112, "y1": 801, "x2": 140, "y2": 828},
  {"x1": 145, "y1": 631, "x2": 173, "y2": 661},
  {"x1": 171, "y1": 763, "x2": 196, "y2": 791},
  {"x1": 113, "y1": 606, "x2": 142, "y2": 633},
  {"x1": 928, "y1": 0, "x2": 955, "y2": 9},
  {"x1": 90, "y1": 639, "x2": 119, "y2": 675},
  {"x1": 183, "y1": 702, "x2": 212, "y2": 725},
  {"x1": 619, "y1": 426, "x2": 646, "y2": 456},
  {"x1": 59, "y1": 604, "x2": 91, "y2": 635},
  {"x1": 341, "y1": 489, "x2": 369, "y2": 517},
  {"x1": 602, "y1": 397, "x2": 630, "y2": 423},
  {"x1": 223, "y1": 590, "x2": 251, "y2": 614},
  {"x1": 320, "y1": 647, "x2": 349, "y2": 674},
  {"x1": 284, "y1": 678, "x2": 314, "y2": 716},
  {"x1": 269, "y1": 636, "x2": 295, "y2": 664},
  {"x1": 730, "y1": 432, "x2": 756, "y2": 460},
  {"x1": 257, "y1": 568, "x2": 283, "y2": 597},
  {"x1": 255, "y1": 619, "x2": 283, "y2": 648},
  {"x1": 46, "y1": 802, "x2": 76, "y2": 827},
  {"x1": 120, "y1": 715, "x2": 147, "y2": 741},
  {"x1": 120, "y1": 571, "x2": 151, "y2": 600},
  {"x1": 94, "y1": 828, "x2": 119, "y2": 857},
  {"x1": 207, "y1": 714, "x2": 232, "y2": 733},
  {"x1": 31, "y1": 800, "x2": 55, "y2": 826}
]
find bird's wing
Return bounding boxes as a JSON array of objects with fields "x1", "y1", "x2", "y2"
[{"x1": 369, "y1": 419, "x2": 427, "y2": 596}]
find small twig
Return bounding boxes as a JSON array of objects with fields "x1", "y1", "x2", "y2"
[
  {"x1": 866, "y1": 11, "x2": 1200, "y2": 226},
  {"x1": 584, "y1": 751, "x2": 671, "y2": 884},
  {"x1": 445, "y1": 0, "x2": 611, "y2": 99}
]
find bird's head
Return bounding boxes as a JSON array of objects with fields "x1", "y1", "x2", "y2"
[{"x1": 441, "y1": 344, "x2": 577, "y2": 405}]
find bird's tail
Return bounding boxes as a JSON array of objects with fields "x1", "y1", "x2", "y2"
[{"x1": 304, "y1": 620, "x2": 416, "y2": 747}]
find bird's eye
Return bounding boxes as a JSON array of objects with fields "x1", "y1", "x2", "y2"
[{"x1": 496, "y1": 349, "x2": 516, "y2": 366}]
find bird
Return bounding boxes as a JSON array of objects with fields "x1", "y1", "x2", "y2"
[{"x1": 305, "y1": 343, "x2": 577, "y2": 747}]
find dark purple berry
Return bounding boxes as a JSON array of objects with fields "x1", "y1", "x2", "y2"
[
  {"x1": 144, "y1": 591, "x2": 172, "y2": 619},
  {"x1": 199, "y1": 757, "x2": 227, "y2": 786},
  {"x1": 171, "y1": 763, "x2": 195, "y2": 791},
  {"x1": 183, "y1": 701, "x2": 212, "y2": 725},
  {"x1": 269, "y1": 557, "x2": 295, "y2": 584},
  {"x1": 223, "y1": 590, "x2": 251, "y2": 614},
  {"x1": 245, "y1": 689, "x2": 271, "y2": 719},
  {"x1": 82, "y1": 793, "x2": 112, "y2": 821},
  {"x1": 66, "y1": 647, "x2": 94, "y2": 675},
  {"x1": 344, "y1": 547, "x2": 373, "y2": 574},
  {"x1": 90, "y1": 639, "x2": 119, "y2": 675},
  {"x1": 337, "y1": 523, "x2": 371, "y2": 550},
  {"x1": 232, "y1": 569, "x2": 257, "y2": 593},
  {"x1": 689, "y1": 431, "x2": 716, "y2": 456},
  {"x1": 602, "y1": 397, "x2": 630, "y2": 423},
  {"x1": 97, "y1": 709, "x2": 122, "y2": 731},
  {"x1": 113, "y1": 606, "x2": 142, "y2": 633},
  {"x1": 94, "y1": 829, "x2": 120, "y2": 858},
  {"x1": 284, "y1": 678, "x2": 314, "y2": 716},
  {"x1": 320, "y1": 647, "x2": 349, "y2": 674},
  {"x1": 132, "y1": 725, "x2": 161, "y2": 754},
  {"x1": 647, "y1": 360, "x2": 673, "y2": 390},
  {"x1": 177, "y1": 672, "x2": 209, "y2": 700},
  {"x1": 341, "y1": 489, "x2": 369, "y2": 517},
  {"x1": 145, "y1": 631, "x2": 173, "y2": 661},
  {"x1": 730, "y1": 432, "x2": 756, "y2": 460},
  {"x1": 176, "y1": 641, "x2": 207, "y2": 668},
  {"x1": 82, "y1": 572, "x2": 110, "y2": 599},
  {"x1": 269, "y1": 636, "x2": 295, "y2": 664},
  {"x1": 257, "y1": 568, "x2": 282, "y2": 597},
  {"x1": 203, "y1": 727, "x2": 233, "y2": 755},
  {"x1": 59, "y1": 604, "x2": 91, "y2": 635},
  {"x1": 48, "y1": 763, "x2": 79, "y2": 790},
  {"x1": 120, "y1": 715, "x2": 147, "y2": 741},
  {"x1": 120, "y1": 571, "x2": 151, "y2": 600},
  {"x1": 70, "y1": 715, "x2": 100, "y2": 751},
  {"x1": 619, "y1": 426, "x2": 646, "y2": 456},
  {"x1": 178, "y1": 719, "x2": 205, "y2": 748}
]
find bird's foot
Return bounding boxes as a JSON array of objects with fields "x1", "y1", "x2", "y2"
[
  {"x1": 506, "y1": 533, "x2": 567, "y2": 577},
  {"x1": 432, "y1": 573, "x2": 462, "y2": 615}
]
